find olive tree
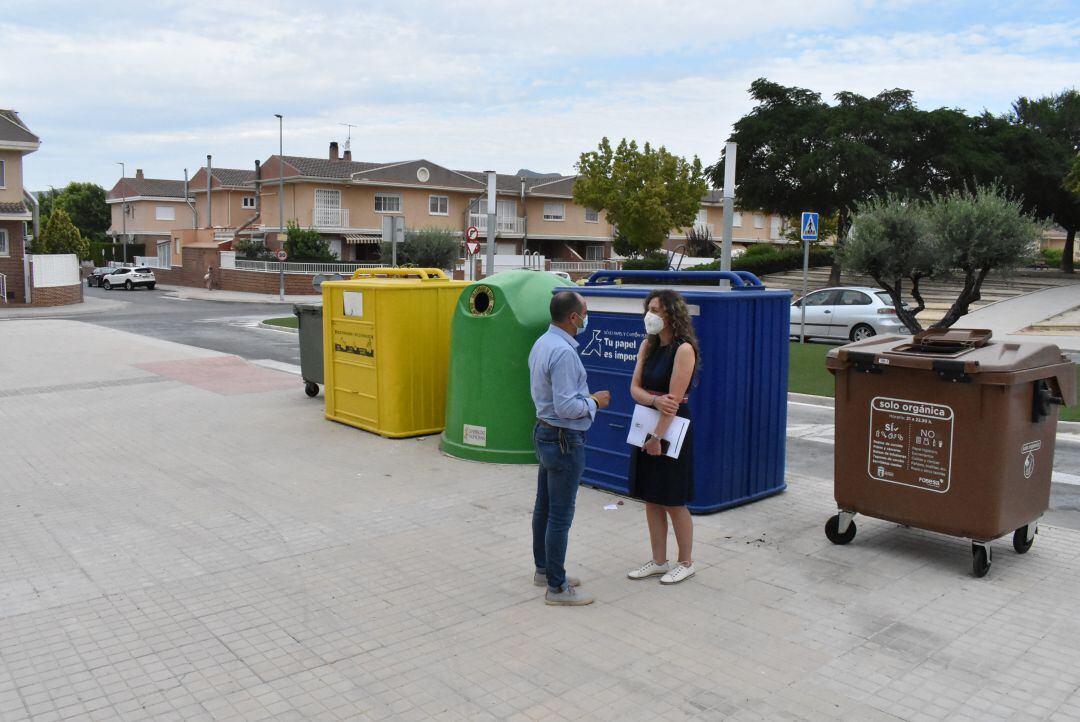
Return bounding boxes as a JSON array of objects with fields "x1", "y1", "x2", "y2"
[
  {"x1": 929, "y1": 184, "x2": 1041, "y2": 328},
  {"x1": 842, "y1": 196, "x2": 935, "y2": 333}
]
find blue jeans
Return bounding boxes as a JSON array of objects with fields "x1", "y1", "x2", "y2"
[{"x1": 532, "y1": 424, "x2": 586, "y2": 591}]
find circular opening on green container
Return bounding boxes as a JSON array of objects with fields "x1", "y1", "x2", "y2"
[{"x1": 470, "y1": 286, "x2": 494, "y2": 316}]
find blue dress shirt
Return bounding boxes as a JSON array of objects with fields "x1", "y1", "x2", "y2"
[{"x1": 528, "y1": 325, "x2": 598, "y2": 431}]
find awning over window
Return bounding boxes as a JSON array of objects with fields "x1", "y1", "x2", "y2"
[{"x1": 344, "y1": 234, "x2": 381, "y2": 244}]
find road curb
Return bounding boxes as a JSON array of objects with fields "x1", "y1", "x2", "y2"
[{"x1": 259, "y1": 321, "x2": 298, "y2": 334}]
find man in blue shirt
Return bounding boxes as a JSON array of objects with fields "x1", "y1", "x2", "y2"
[{"x1": 528, "y1": 291, "x2": 610, "y2": 606}]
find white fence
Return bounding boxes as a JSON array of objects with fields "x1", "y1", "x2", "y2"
[
  {"x1": 29, "y1": 254, "x2": 80, "y2": 287},
  {"x1": 468, "y1": 213, "x2": 526, "y2": 235},
  {"x1": 134, "y1": 255, "x2": 169, "y2": 269},
  {"x1": 549, "y1": 260, "x2": 620, "y2": 273},
  {"x1": 313, "y1": 208, "x2": 350, "y2": 228},
  {"x1": 233, "y1": 259, "x2": 382, "y2": 274}
]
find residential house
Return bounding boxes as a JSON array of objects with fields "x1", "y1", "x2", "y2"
[
  {"x1": 187, "y1": 165, "x2": 259, "y2": 238},
  {"x1": 0, "y1": 109, "x2": 40, "y2": 302},
  {"x1": 235, "y1": 141, "x2": 785, "y2": 264},
  {"x1": 106, "y1": 170, "x2": 194, "y2": 264}
]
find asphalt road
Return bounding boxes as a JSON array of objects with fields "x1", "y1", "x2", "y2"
[
  {"x1": 79, "y1": 284, "x2": 303, "y2": 366},
  {"x1": 77, "y1": 284, "x2": 1080, "y2": 533}
]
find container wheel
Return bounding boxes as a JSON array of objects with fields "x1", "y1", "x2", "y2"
[
  {"x1": 825, "y1": 515, "x2": 856, "y2": 545},
  {"x1": 1012, "y1": 526, "x2": 1034, "y2": 554},
  {"x1": 972, "y1": 543, "x2": 991, "y2": 578},
  {"x1": 304, "y1": 382, "x2": 319, "y2": 398}
]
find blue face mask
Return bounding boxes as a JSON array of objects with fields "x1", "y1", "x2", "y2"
[{"x1": 576, "y1": 313, "x2": 588, "y2": 334}]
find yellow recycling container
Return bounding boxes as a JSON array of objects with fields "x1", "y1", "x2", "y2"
[{"x1": 321, "y1": 268, "x2": 469, "y2": 438}]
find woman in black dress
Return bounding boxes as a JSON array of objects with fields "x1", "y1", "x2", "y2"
[{"x1": 626, "y1": 289, "x2": 699, "y2": 585}]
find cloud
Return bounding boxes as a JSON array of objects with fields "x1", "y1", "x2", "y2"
[{"x1": 3, "y1": 1, "x2": 1077, "y2": 189}]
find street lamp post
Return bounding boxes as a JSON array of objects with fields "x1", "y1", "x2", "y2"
[
  {"x1": 116, "y1": 161, "x2": 127, "y2": 262},
  {"x1": 274, "y1": 114, "x2": 284, "y2": 301}
]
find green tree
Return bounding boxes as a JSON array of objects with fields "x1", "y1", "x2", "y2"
[
  {"x1": 55, "y1": 182, "x2": 110, "y2": 243},
  {"x1": 284, "y1": 221, "x2": 337, "y2": 262},
  {"x1": 30, "y1": 208, "x2": 90, "y2": 259},
  {"x1": 1006, "y1": 90, "x2": 1080, "y2": 273},
  {"x1": 574, "y1": 137, "x2": 707, "y2": 256},
  {"x1": 1067, "y1": 153, "x2": 1080, "y2": 196},
  {"x1": 36, "y1": 187, "x2": 62, "y2": 226},
  {"x1": 842, "y1": 196, "x2": 935, "y2": 332},
  {"x1": 712, "y1": 79, "x2": 992, "y2": 285},
  {"x1": 388, "y1": 226, "x2": 459, "y2": 269},
  {"x1": 928, "y1": 185, "x2": 1041, "y2": 328}
]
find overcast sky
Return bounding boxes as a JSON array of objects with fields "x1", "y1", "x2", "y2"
[{"x1": 5, "y1": 0, "x2": 1078, "y2": 191}]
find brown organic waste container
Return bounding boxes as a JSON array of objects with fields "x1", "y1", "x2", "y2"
[{"x1": 825, "y1": 328, "x2": 1075, "y2": 577}]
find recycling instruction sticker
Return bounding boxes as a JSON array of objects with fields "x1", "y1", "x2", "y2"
[{"x1": 868, "y1": 397, "x2": 954, "y2": 493}]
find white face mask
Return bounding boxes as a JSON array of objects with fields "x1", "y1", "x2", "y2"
[{"x1": 644, "y1": 311, "x2": 664, "y2": 335}]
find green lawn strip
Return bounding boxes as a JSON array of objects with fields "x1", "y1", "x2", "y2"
[
  {"x1": 786, "y1": 341, "x2": 1080, "y2": 423},
  {"x1": 263, "y1": 317, "x2": 298, "y2": 329},
  {"x1": 788, "y1": 341, "x2": 835, "y2": 397}
]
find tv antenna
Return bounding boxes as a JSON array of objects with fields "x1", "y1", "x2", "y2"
[{"x1": 338, "y1": 122, "x2": 356, "y2": 151}]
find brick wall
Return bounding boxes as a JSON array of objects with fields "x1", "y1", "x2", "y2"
[
  {"x1": 155, "y1": 247, "x2": 319, "y2": 295},
  {"x1": 0, "y1": 220, "x2": 27, "y2": 302},
  {"x1": 29, "y1": 283, "x2": 83, "y2": 307}
]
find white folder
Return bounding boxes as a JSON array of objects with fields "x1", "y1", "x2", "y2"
[{"x1": 626, "y1": 404, "x2": 690, "y2": 459}]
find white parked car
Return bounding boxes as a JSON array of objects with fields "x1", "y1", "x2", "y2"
[
  {"x1": 101, "y1": 266, "x2": 156, "y2": 291},
  {"x1": 790, "y1": 286, "x2": 909, "y2": 342}
]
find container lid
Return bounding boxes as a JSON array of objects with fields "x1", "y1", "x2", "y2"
[{"x1": 827, "y1": 328, "x2": 1070, "y2": 375}]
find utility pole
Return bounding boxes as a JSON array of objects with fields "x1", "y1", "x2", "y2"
[
  {"x1": 115, "y1": 162, "x2": 127, "y2": 263},
  {"x1": 275, "y1": 114, "x2": 284, "y2": 301},
  {"x1": 485, "y1": 171, "x2": 496, "y2": 278},
  {"x1": 720, "y1": 143, "x2": 736, "y2": 272}
]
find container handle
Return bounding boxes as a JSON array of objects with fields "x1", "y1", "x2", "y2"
[
  {"x1": 349, "y1": 267, "x2": 448, "y2": 280},
  {"x1": 584, "y1": 270, "x2": 761, "y2": 287}
]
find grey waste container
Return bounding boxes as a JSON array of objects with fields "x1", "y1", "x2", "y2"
[{"x1": 292, "y1": 304, "x2": 324, "y2": 397}]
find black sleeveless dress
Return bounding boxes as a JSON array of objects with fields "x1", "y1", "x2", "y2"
[{"x1": 628, "y1": 340, "x2": 694, "y2": 506}]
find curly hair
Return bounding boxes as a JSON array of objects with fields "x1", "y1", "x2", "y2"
[{"x1": 642, "y1": 289, "x2": 701, "y2": 379}]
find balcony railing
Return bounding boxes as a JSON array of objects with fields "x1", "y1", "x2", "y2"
[
  {"x1": 313, "y1": 208, "x2": 350, "y2": 228},
  {"x1": 468, "y1": 213, "x2": 525, "y2": 235},
  {"x1": 671, "y1": 222, "x2": 715, "y2": 238}
]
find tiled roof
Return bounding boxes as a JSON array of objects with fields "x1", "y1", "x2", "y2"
[
  {"x1": 525, "y1": 176, "x2": 577, "y2": 197},
  {"x1": 352, "y1": 160, "x2": 484, "y2": 190},
  {"x1": 282, "y1": 156, "x2": 383, "y2": 180},
  {"x1": 108, "y1": 177, "x2": 189, "y2": 200},
  {"x1": 0, "y1": 201, "x2": 27, "y2": 214},
  {"x1": 0, "y1": 110, "x2": 39, "y2": 145},
  {"x1": 212, "y1": 168, "x2": 256, "y2": 186}
]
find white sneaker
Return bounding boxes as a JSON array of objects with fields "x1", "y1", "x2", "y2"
[
  {"x1": 627, "y1": 560, "x2": 669, "y2": 580},
  {"x1": 660, "y1": 562, "x2": 695, "y2": 585}
]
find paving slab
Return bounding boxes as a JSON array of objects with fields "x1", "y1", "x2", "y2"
[{"x1": 1, "y1": 320, "x2": 1080, "y2": 719}]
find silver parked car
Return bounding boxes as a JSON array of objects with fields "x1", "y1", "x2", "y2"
[{"x1": 790, "y1": 286, "x2": 909, "y2": 342}]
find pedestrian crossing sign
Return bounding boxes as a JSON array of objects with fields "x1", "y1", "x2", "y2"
[{"x1": 801, "y1": 212, "x2": 819, "y2": 241}]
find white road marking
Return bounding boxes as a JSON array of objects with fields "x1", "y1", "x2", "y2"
[
  {"x1": 251, "y1": 359, "x2": 302, "y2": 376},
  {"x1": 1053, "y1": 471, "x2": 1080, "y2": 487}
]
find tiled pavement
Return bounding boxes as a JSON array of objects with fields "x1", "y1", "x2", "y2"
[{"x1": 1, "y1": 320, "x2": 1079, "y2": 720}]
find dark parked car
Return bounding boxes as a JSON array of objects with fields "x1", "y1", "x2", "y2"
[
  {"x1": 101, "y1": 266, "x2": 156, "y2": 290},
  {"x1": 86, "y1": 267, "x2": 113, "y2": 287}
]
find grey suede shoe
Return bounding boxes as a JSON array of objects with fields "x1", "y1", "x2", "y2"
[
  {"x1": 534, "y1": 571, "x2": 581, "y2": 587},
  {"x1": 544, "y1": 585, "x2": 594, "y2": 606}
]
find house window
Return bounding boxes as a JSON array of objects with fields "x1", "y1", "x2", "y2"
[
  {"x1": 155, "y1": 205, "x2": 175, "y2": 221},
  {"x1": 0, "y1": 159, "x2": 5, "y2": 188},
  {"x1": 0, "y1": 228, "x2": 8, "y2": 256},
  {"x1": 375, "y1": 192, "x2": 402, "y2": 213},
  {"x1": 543, "y1": 202, "x2": 565, "y2": 221},
  {"x1": 695, "y1": 209, "x2": 709, "y2": 228},
  {"x1": 732, "y1": 212, "x2": 742, "y2": 227},
  {"x1": 242, "y1": 196, "x2": 256, "y2": 209},
  {"x1": 479, "y1": 199, "x2": 516, "y2": 217},
  {"x1": 585, "y1": 208, "x2": 600, "y2": 223},
  {"x1": 429, "y1": 195, "x2": 449, "y2": 216},
  {"x1": 585, "y1": 245, "x2": 604, "y2": 261},
  {"x1": 754, "y1": 213, "x2": 765, "y2": 229},
  {"x1": 770, "y1": 216, "x2": 782, "y2": 239}
]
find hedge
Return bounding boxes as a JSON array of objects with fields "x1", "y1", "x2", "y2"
[{"x1": 688, "y1": 245, "x2": 833, "y2": 277}]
